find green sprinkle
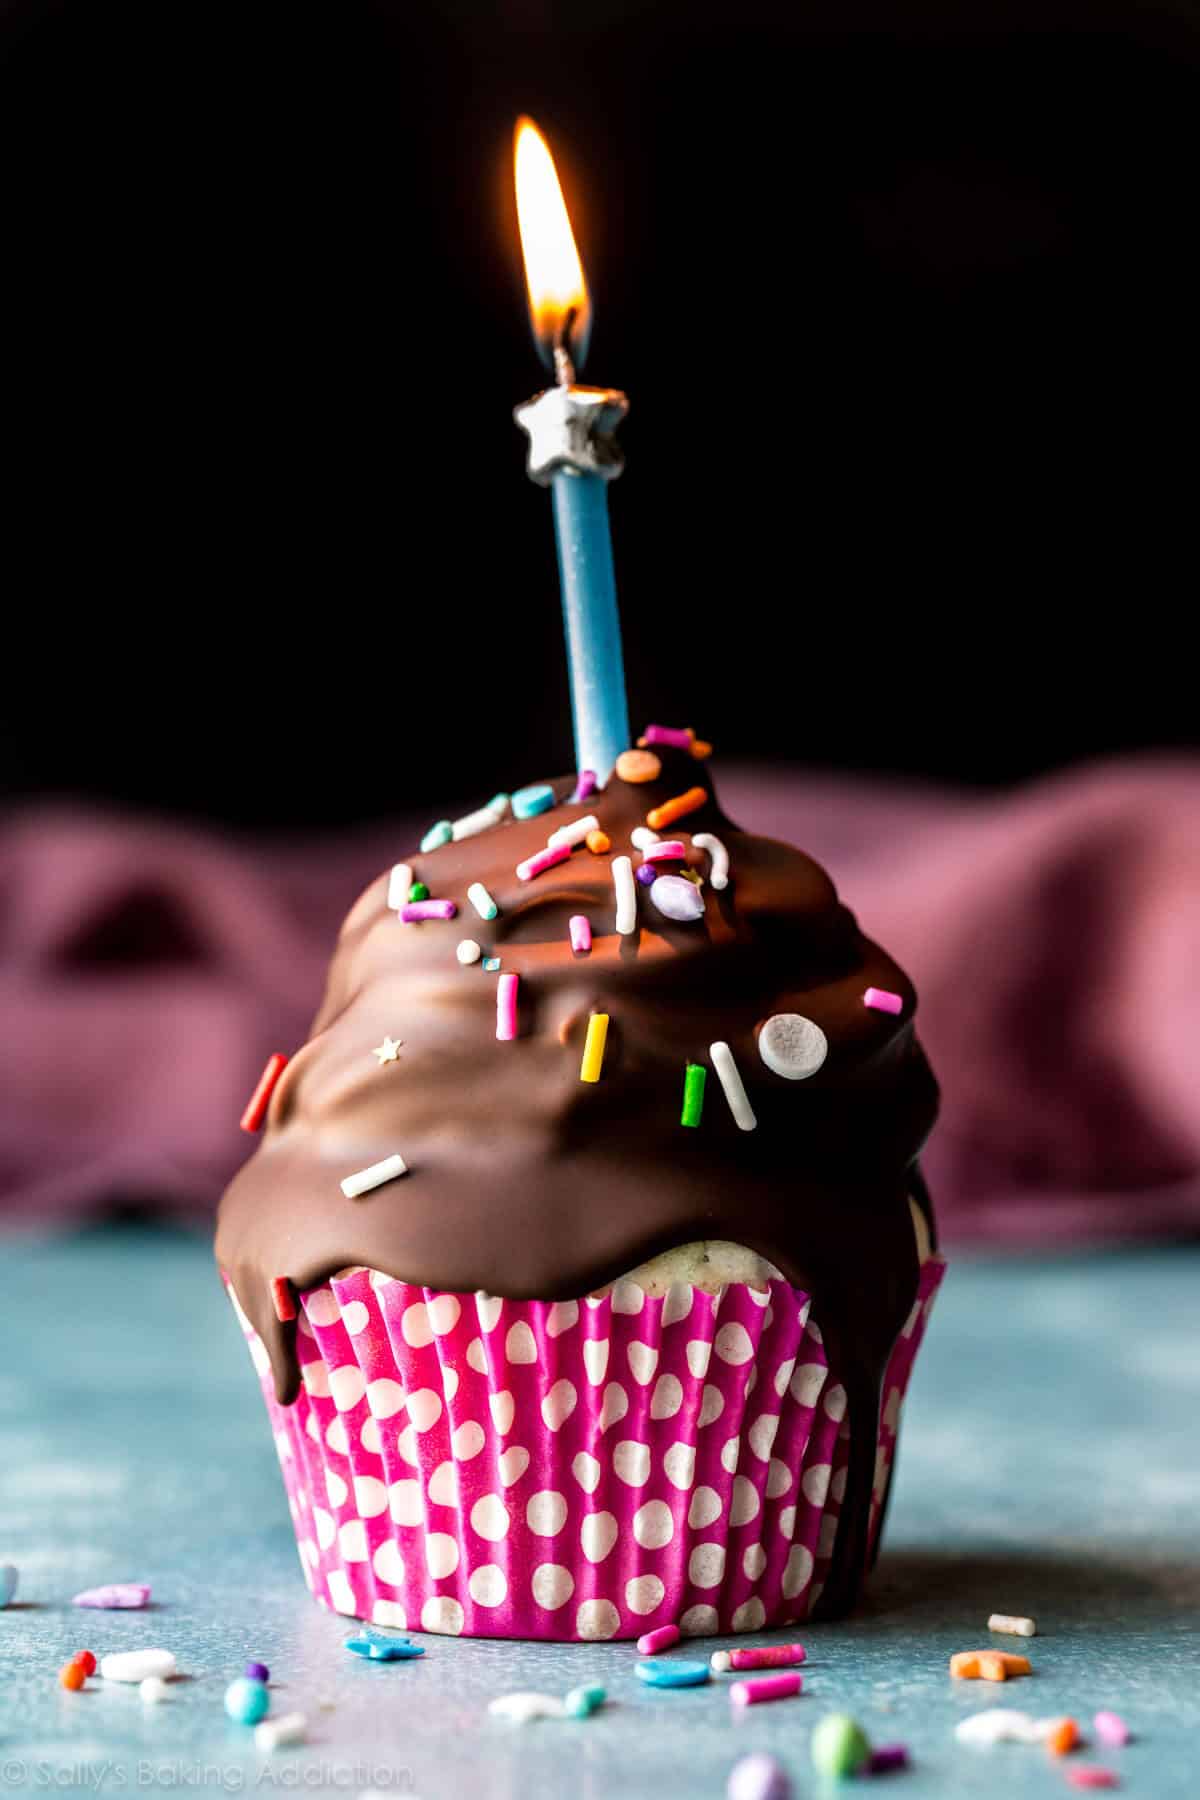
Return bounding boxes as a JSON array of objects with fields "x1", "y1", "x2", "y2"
[
  {"x1": 408, "y1": 882, "x2": 429, "y2": 903},
  {"x1": 483, "y1": 956, "x2": 501, "y2": 972},
  {"x1": 563, "y1": 1683, "x2": 606, "y2": 1718},
  {"x1": 811, "y1": 1713, "x2": 872, "y2": 1778},
  {"x1": 487, "y1": 793, "x2": 510, "y2": 815},
  {"x1": 681, "y1": 1062, "x2": 707, "y2": 1128},
  {"x1": 420, "y1": 820, "x2": 453, "y2": 852}
]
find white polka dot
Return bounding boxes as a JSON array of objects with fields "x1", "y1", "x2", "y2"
[
  {"x1": 329, "y1": 1365, "x2": 367, "y2": 1412},
  {"x1": 651, "y1": 1374, "x2": 683, "y2": 1420},
  {"x1": 688, "y1": 1542, "x2": 726, "y2": 1587},
  {"x1": 806, "y1": 1317, "x2": 824, "y2": 1344},
  {"x1": 721, "y1": 1436, "x2": 741, "y2": 1474},
  {"x1": 372, "y1": 1599, "x2": 407, "y2": 1629},
  {"x1": 748, "y1": 1413, "x2": 780, "y2": 1460},
  {"x1": 428, "y1": 1294, "x2": 461, "y2": 1335},
  {"x1": 389, "y1": 1480, "x2": 422, "y2": 1525},
  {"x1": 470, "y1": 1494, "x2": 510, "y2": 1542},
  {"x1": 466, "y1": 1337, "x2": 488, "y2": 1374},
  {"x1": 688, "y1": 1486, "x2": 722, "y2": 1529},
  {"x1": 774, "y1": 1357, "x2": 796, "y2": 1398},
  {"x1": 407, "y1": 1388, "x2": 443, "y2": 1432},
  {"x1": 299, "y1": 1538, "x2": 319, "y2": 1569},
  {"x1": 731, "y1": 1476, "x2": 761, "y2": 1527},
  {"x1": 370, "y1": 1539, "x2": 403, "y2": 1584},
  {"x1": 576, "y1": 1598, "x2": 620, "y2": 1640},
  {"x1": 498, "y1": 1446, "x2": 530, "y2": 1487},
  {"x1": 901, "y1": 1301, "x2": 921, "y2": 1339},
  {"x1": 585, "y1": 1294, "x2": 605, "y2": 1309},
  {"x1": 305, "y1": 1411, "x2": 320, "y2": 1442},
  {"x1": 580, "y1": 1511, "x2": 618, "y2": 1563},
  {"x1": 425, "y1": 1532, "x2": 459, "y2": 1578},
  {"x1": 427, "y1": 1462, "x2": 458, "y2": 1507},
  {"x1": 401, "y1": 1303, "x2": 434, "y2": 1348},
  {"x1": 766, "y1": 1458, "x2": 793, "y2": 1499},
  {"x1": 874, "y1": 1446, "x2": 891, "y2": 1497},
  {"x1": 301, "y1": 1361, "x2": 331, "y2": 1397},
  {"x1": 360, "y1": 1415, "x2": 382, "y2": 1455},
  {"x1": 777, "y1": 1504, "x2": 797, "y2": 1540},
  {"x1": 526, "y1": 1490, "x2": 568, "y2": 1536},
  {"x1": 369, "y1": 1270, "x2": 397, "y2": 1292},
  {"x1": 469, "y1": 1564, "x2": 507, "y2": 1607},
  {"x1": 338, "y1": 1519, "x2": 368, "y2": 1562},
  {"x1": 443, "y1": 1368, "x2": 460, "y2": 1403},
  {"x1": 475, "y1": 1293, "x2": 503, "y2": 1333},
  {"x1": 325, "y1": 1469, "x2": 348, "y2": 1508},
  {"x1": 572, "y1": 1452, "x2": 601, "y2": 1494},
  {"x1": 715, "y1": 1323, "x2": 753, "y2": 1366},
  {"x1": 748, "y1": 1285, "x2": 771, "y2": 1308},
  {"x1": 505, "y1": 1321, "x2": 537, "y2": 1364},
  {"x1": 249, "y1": 1336, "x2": 270, "y2": 1378},
  {"x1": 489, "y1": 1391, "x2": 514, "y2": 1435},
  {"x1": 451, "y1": 1420, "x2": 485, "y2": 1462},
  {"x1": 662, "y1": 1283, "x2": 694, "y2": 1327},
  {"x1": 663, "y1": 1442, "x2": 697, "y2": 1490},
  {"x1": 732, "y1": 1597, "x2": 766, "y2": 1632},
  {"x1": 353, "y1": 1475, "x2": 388, "y2": 1518},
  {"x1": 313, "y1": 1507, "x2": 336, "y2": 1550},
  {"x1": 275, "y1": 1430, "x2": 293, "y2": 1464},
  {"x1": 823, "y1": 1383, "x2": 848, "y2": 1423},
  {"x1": 583, "y1": 1339, "x2": 610, "y2": 1385},
  {"x1": 633, "y1": 1500, "x2": 674, "y2": 1549},
  {"x1": 818, "y1": 1513, "x2": 839, "y2": 1559},
  {"x1": 613, "y1": 1441, "x2": 651, "y2": 1487},
  {"x1": 366, "y1": 1378, "x2": 406, "y2": 1419},
  {"x1": 341, "y1": 1300, "x2": 370, "y2": 1336},
  {"x1": 396, "y1": 1425, "x2": 419, "y2": 1465},
  {"x1": 699, "y1": 1384, "x2": 725, "y2": 1428},
  {"x1": 327, "y1": 1571, "x2": 357, "y2": 1615},
  {"x1": 743, "y1": 1543, "x2": 767, "y2": 1580},
  {"x1": 541, "y1": 1379, "x2": 577, "y2": 1432},
  {"x1": 680, "y1": 1604, "x2": 719, "y2": 1636},
  {"x1": 421, "y1": 1597, "x2": 464, "y2": 1635},
  {"x1": 545, "y1": 1300, "x2": 579, "y2": 1337},
  {"x1": 802, "y1": 1463, "x2": 831, "y2": 1507},
  {"x1": 746, "y1": 1367, "x2": 759, "y2": 1396},
  {"x1": 532, "y1": 1564, "x2": 574, "y2": 1609},
  {"x1": 831, "y1": 1465, "x2": 848, "y2": 1503},
  {"x1": 757, "y1": 1012, "x2": 828, "y2": 1080},
  {"x1": 626, "y1": 1574, "x2": 665, "y2": 1616},
  {"x1": 782, "y1": 1544, "x2": 813, "y2": 1598},
  {"x1": 611, "y1": 1279, "x2": 644, "y2": 1314},
  {"x1": 686, "y1": 1340, "x2": 712, "y2": 1379},
  {"x1": 599, "y1": 1383, "x2": 629, "y2": 1432},
  {"x1": 627, "y1": 1342, "x2": 658, "y2": 1386},
  {"x1": 306, "y1": 1289, "x2": 340, "y2": 1326},
  {"x1": 883, "y1": 1387, "x2": 902, "y2": 1432},
  {"x1": 790, "y1": 1363, "x2": 825, "y2": 1408}
]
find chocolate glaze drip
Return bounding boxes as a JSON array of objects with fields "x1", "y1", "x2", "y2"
[{"x1": 216, "y1": 746, "x2": 939, "y2": 1617}]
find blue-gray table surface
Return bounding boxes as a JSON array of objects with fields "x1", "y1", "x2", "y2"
[{"x1": 1, "y1": 1227, "x2": 1197, "y2": 1797}]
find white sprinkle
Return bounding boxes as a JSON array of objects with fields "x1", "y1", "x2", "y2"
[
  {"x1": 710, "y1": 1651, "x2": 732, "y2": 1673},
  {"x1": 757, "y1": 1013, "x2": 828, "y2": 1080},
  {"x1": 692, "y1": 832, "x2": 729, "y2": 890},
  {"x1": 988, "y1": 1613, "x2": 1036, "y2": 1637},
  {"x1": 547, "y1": 813, "x2": 599, "y2": 850},
  {"x1": 139, "y1": 1677, "x2": 171, "y2": 1704},
  {"x1": 340, "y1": 1153, "x2": 407, "y2": 1200},
  {"x1": 386, "y1": 863, "x2": 413, "y2": 911},
  {"x1": 710, "y1": 1041, "x2": 757, "y2": 1130},
  {"x1": 955, "y1": 1709, "x2": 1041, "y2": 1746},
  {"x1": 100, "y1": 1650, "x2": 177, "y2": 1684},
  {"x1": 631, "y1": 827, "x2": 660, "y2": 851},
  {"x1": 488, "y1": 1692, "x2": 567, "y2": 1723},
  {"x1": 613, "y1": 854, "x2": 638, "y2": 936},
  {"x1": 467, "y1": 882, "x2": 499, "y2": 921},
  {"x1": 255, "y1": 1711, "x2": 307, "y2": 1751},
  {"x1": 453, "y1": 802, "x2": 507, "y2": 841},
  {"x1": 457, "y1": 939, "x2": 482, "y2": 965}
]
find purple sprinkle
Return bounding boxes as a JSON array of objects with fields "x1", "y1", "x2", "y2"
[
  {"x1": 400, "y1": 900, "x2": 457, "y2": 923},
  {"x1": 867, "y1": 1746, "x2": 910, "y2": 1775},
  {"x1": 73, "y1": 1583, "x2": 152, "y2": 1610},
  {"x1": 244, "y1": 1661, "x2": 269, "y2": 1683},
  {"x1": 635, "y1": 862, "x2": 657, "y2": 885},
  {"x1": 570, "y1": 770, "x2": 597, "y2": 804}
]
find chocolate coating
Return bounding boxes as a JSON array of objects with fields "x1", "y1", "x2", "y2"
[{"x1": 216, "y1": 746, "x2": 938, "y2": 1616}]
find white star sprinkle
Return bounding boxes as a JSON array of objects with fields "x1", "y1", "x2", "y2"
[{"x1": 372, "y1": 1037, "x2": 403, "y2": 1066}]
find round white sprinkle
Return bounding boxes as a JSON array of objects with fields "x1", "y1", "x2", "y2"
[
  {"x1": 692, "y1": 832, "x2": 729, "y2": 889},
  {"x1": 650, "y1": 874, "x2": 706, "y2": 922},
  {"x1": 630, "y1": 827, "x2": 660, "y2": 852},
  {"x1": 710, "y1": 1651, "x2": 732, "y2": 1672},
  {"x1": 100, "y1": 1650, "x2": 177, "y2": 1684},
  {"x1": 757, "y1": 1013, "x2": 828, "y2": 1080},
  {"x1": 255, "y1": 1712, "x2": 307, "y2": 1751},
  {"x1": 456, "y1": 939, "x2": 482, "y2": 965},
  {"x1": 488, "y1": 1691, "x2": 567, "y2": 1723},
  {"x1": 139, "y1": 1677, "x2": 171, "y2": 1703},
  {"x1": 340, "y1": 1153, "x2": 408, "y2": 1200},
  {"x1": 710, "y1": 1041, "x2": 757, "y2": 1130},
  {"x1": 613, "y1": 855, "x2": 638, "y2": 936}
]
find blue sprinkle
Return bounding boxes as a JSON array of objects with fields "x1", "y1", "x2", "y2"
[
  {"x1": 635, "y1": 1659, "x2": 710, "y2": 1689},
  {"x1": 224, "y1": 1676, "x2": 270, "y2": 1723},
  {"x1": 420, "y1": 820, "x2": 453, "y2": 852},
  {"x1": 482, "y1": 956, "x2": 501, "y2": 972},
  {"x1": 344, "y1": 1631, "x2": 425, "y2": 1662},
  {"x1": 511, "y1": 784, "x2": 555, "y2": 820}
]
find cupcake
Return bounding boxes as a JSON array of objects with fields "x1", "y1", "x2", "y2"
[{"x1": 217, "y1": 739, "x2": 943, "y2": 1640}]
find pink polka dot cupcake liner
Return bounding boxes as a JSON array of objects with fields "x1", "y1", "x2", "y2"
[{"x1": 229, "y1": 1256, "x2": 945, "y2": 1641}]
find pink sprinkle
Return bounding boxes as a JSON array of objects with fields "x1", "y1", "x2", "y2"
[
  {"x1": 863, "y1": 986, "x2": 903, "y2": 1014},
  {"x1": 496, "y1": 972, "x2": 519, "y2": 1042},
  {"x1": 640, "y1": 839, "x2": 688, "y2": 864},
  {"x1": 728, "y1": 1644, "x2": 806, "y2": 1671},
  {"x1": 1093, "y1": 1713, "x2": 1131, "y2": 1747},
  {"x1": 1066, "y1": 1771, "x2": 1120, "y2": 1791},
  {"x1": 642, "y1": 724, "x2": 693, "y2": 751},
  {"x1": 401, "y1": 900, "x2": 457, "y2": 922},
  {"x1": 516, "y1": 842, "x2": 571, "y2": 882},
  {"x1": 571, "y1": 770, "x2": 597, "y2": 803},
  {"x1": 868, "y1": 1746, "x2": 910, "y2": 1774},
  {"x1": 637, "y1": 1625, "x2": 681, "y2": 1656},
  {"x1": 569, "y1": 916, "x2": 592, "y2": 954},
  {"x1": 730, "y1": 1673, "x2": 802, "y2": 1706},
  {"x1": 73, "y1": 1584, "x2": 151, "y2": 1610}
]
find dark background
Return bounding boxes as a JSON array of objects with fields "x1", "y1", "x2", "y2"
[{"x1": 1, "y1": 0, "x2": 1196, "y2": 830}]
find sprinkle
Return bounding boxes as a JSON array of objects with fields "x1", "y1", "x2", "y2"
[
  {"x1": 569, "y1": 916, "x2": 592, "y2": 954},
  {"x1": 979, "y1": 1652, "x2": 1012, "y2": 1681},
  {"x1": 989, "y1": 1612, "x2": 1036, "y2": 1637},
  {"x1": 730, "y1": 1673, "x2": 802, "y2": 1706},
  {"x1": 711, "y1": 1652, "x2": 732, "y2": 1672},
  {"x1": 580, "y1": 1013, "x2": 609, "y2": 1083},
  {"x1": 489, "y1": 1691, "x2": 566, "y2": 1722},
  {"x1": 707, "y1": 1042, "x2": 757, "y2": 1131},
  {"x1": 60, "y1": 1661, "x2": 87, "y2": 1691},
  {"x1": 140, "y1": 1677, "x2": 171, "y2": 1703},
  {"x1": 1066, "y1": 1772, "x2": 1120, "y2": 1790},
  {"x1": 517, "y1": 842, "x2": 571, "y2": 881},
  {"x1": 401, "y1": 899, "x2": 457, "y2": 922},
  {"x1": 386, "y1": 864, "x2": 413, "y2": 911},
  {"x1": 468, "y1": 882, "x2": 498, "y2": 920},
  {"x1": 271, "y1": 1278, "x2": 297, "y2": 1323},
  {"x1": 570, "y1": 770, "x2": 597, "y2": 803},
  {"x1": 630, "y1": 827, "x2": 660, "y2": 851},
  {"x1": 457, "y1": 939, "x2": 482, "y2": 965},
  {"x1": 547, "y1": 812, "x2": 600, "y2": 850},
  {"x1": 635, "y1": 1660, "x2": 710, "y2": 1689},
  {"x1": 867, "y1": 1745, "x2": 910, "y2": 1773},
  {"x1": 864, "y1": 986, "x2": 903, "y2": 1015},
  {"x1": 408, "y1": 881, "x2": 429, "y2": 903},
  {"x1": 690, "y1": 739, "x2": 714, "y2": 759},
  {"x1": 640, "y1": 724, "x2": 693, "y2": 751},
  {"x1": 101, "y1": 1650, "x2": 177, "y2": 1683},
  {"x1": 240, "y1": 1053, "x2": 288, "y2": 1133},
  {"x1": 488, "y1": 793, "x2": 511, "y2": 819},
  {"x1": 563, "y1": 1683, "x2": 607, "y2": 1718},
  {"x1": 586, "y1": 829, "x2": 611, "y2": 854},
  {"x1": 245, "y1": 1662, "x2": 270, "y2": 1682},
  {"x1": 71, "y1": 1651, "x2": 97, "y2": 1676},
  {"x1": 224, "y1": 1676, "x2": 270, "y2": 1724},
  {"x1": 724, "y1": 1645, "x2": 806, "y2": 1671},
  {"x1": 951, "y1": 1649, "x2": 1031, "y2": 1680},
  {"x1": 640, "y1": 839, "x2": 687, "y2": 863},
  {"x1": 340, "y1": 1153, "x2": 407, "y2": 1200},
  {"x1": 647, "y1": 786, "x2": 707, "y2": 831},
  {"x1": 727, "y1": 1753, "x2": 792, "y2": 1800},
  {"x1": 681, "y1": 867, "x2": 705, "y2": 885},
  {"x1": 681, "y1": 1063, "x2": 707, "y2": 1128},
  {"x1": 420, "y1": 820, "x2": 453, "y2": 853},
  {"x1": 496, "y1": 971, "x2": 519, "y2": 1041},
  {"x1": 0, "y1": 1565, "x2": 16, "y2": 1608},
  {"x1": 650, "y1": 874, "x2": 706, "y2": 922},
  {"x1": 692, "y1": 832, "x2": 729, "y2": 890},
  {"x1": 811, "y1": 1714, "x2": 872, "y2": 1777},
  {"x1": 483, "y1": 956, "x2": 501, "y2": 972},
  {"x1": 1094, "y1": 1711, "x2": 1131, "y2": 1746},
  {"x1": 758, "y1": 1013, "x2": 828, "y2": 1080},
  {"x1": 512, "y1": 784, "x2": 556, "y2": 820},
  {"x1": 615, "y1": 748, "x2": 662, "y2": 783},
  {"x1": 452, "y1": 800, "x2": 507, "y2": 841},
  {"x1": 956, "y1": 1710, "x2": 1042, "y2": 1745},
  {"x1": 613, "y1": 855, "x2": 638, "y2": 934},
  {"x1": 74, "y1": 1584, "x2": 150, "y2": 1610},
  {"x1": 636, "y1": 862, "x2": 656, "y2": 885},
  {"x1": 255, "y1": 1712, "x2": 307, "y2": 1751},
  {"x1": 344, "y1": 1631, "x2": 424, "y2": 1661},
  {"x1": 1047, "y1": 1719, "x2": 1081, "y2": 1757},
  {"x1": 638, "y1": 1625, "x2": 681, "y2": 1655}
]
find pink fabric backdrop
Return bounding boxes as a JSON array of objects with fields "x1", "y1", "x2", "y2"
[{"x1": 3, "y1": 757, "x2": 1198, "y2": 1247}]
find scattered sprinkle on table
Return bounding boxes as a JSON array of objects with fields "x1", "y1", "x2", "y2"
[
  {"x1": 636, "y1": 1659, "x2": 710, "y2": 1689},
  {"x1": 955, "y1": 1709, "x2": 1043, "y2": 1746},
  {"x1": 1066, "y1": 1771, "x2": 1120, "y2": 1790},
  {"x1": 256, "y1": 1712, "x2": 306, "y2": 1750},
  {"x1": 245, "y1": 1661, "x2": 270, "y2": 1682},
  {"x1": 1094, "y1": 1711, "x2": 1131, "y2": 1746},
  {"x1": 344, "y1": 1631, "x2": 425, "y2": 1661},
  {"x1": 811, "y1": 1713, "x2": 872, "y2": 1777},
  {"x1": 240, "y1": 1053, "x2": 288, "y2": 1132},
  {"x1": 727, "y1": 1752, "x2": 792, "y2": 1800},
  {"x1": 489, "y1": 1691, "x2": 566, "y2": 1722},
  {"x1": 224, "y1": 1675, "x2": 270, "y2": 1724},
  {"x1": 59, "y1": 1661, "x2": 86, "y2": 1691},
  {"x1": 730, "y1": 1672, "x2": 802, "y2": 1707},
  {"x1": 340, "y1": 1153, "x2": 408, "y2": 1200},
  {"x1": 868, "y1": 1745, "x2": 910, "y2": 1774},
  {"x1": 1047, "y1": 1718, "x2": 1081, "y2": 1756},
  {"x1": 140, "y1": 1676, "x2": 171, "y2": 1703},
  {"x1": 638, "y1": 1624, "x2": 681, "y2": 1655},
  {"x1": 71, "y1": 1651, "x2": 97, "y2": 1676},
  {"x1": 951, "y1": 1649, "x2": 1032, "y2": 1681},
  {"x1": 101, "y1": 1649, "x2": 177, "y2": 1683},
  {"x1": 468, "y1": 882, "x2": 498, "y2": 920},
  {"x1": 372, "y1": 1036, "x2": 403, "y2": 1064},
  {"x1": 564, "y1": 1683, "x2": 606, "y2": 1718},
  {"x1": 0, "y1": 1565, "x2": 18, "y2": 1607},
  {"x1": 712, "y1": 1644, "x2": 806, "y2": 1672},
  {"x1": 74, "y1": 1581, "x2": 150, "y2": 1608},
  {"x1": 988, "y1": 1612, "x2": 1037, "y2": 1637}
]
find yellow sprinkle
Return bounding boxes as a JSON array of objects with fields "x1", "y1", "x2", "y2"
[{"x1": 580, "y1": 1013, "x2": 610, "y2": 1083}]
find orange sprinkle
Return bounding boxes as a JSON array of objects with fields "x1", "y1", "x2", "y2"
[
  {"x1": 585, "y1": 830, "x2": 610, "y2": 854},
  {"x1": 1000, "y1": 1653, "x2": 1032, "y2": 1676},
  {"x1": 950, "y1": 1648, "x2": 1032, "y2": 1681},
  {"x1": 615, "y1": 749, "x2": 662, "y2": 784},
  {"x1": 59, "y1": 1661, "x2": 87, "y2": 1691},
  {"x1": 690, "y1": 738, "x2": 714, "y2": 759},
  {"x1": 949, "y1": 1653, "x2": 981, "y2": 1678},
  {"x1": 646, "y1": 786, "x2": 707, "y2": 832},
  {"x1": 978, "y1": 1653, "x2": 1009, "y2": 1681},
  {"x1": 1047, "y1": 1719, "x2": 1081, "y2": 1757}
]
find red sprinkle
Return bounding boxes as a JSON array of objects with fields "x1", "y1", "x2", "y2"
[
  {"x1": 71, "y1": 1651, "x2": 97, "y2": 1676},
  {"x1": 240, "y1": 1053, "x2": 288, "y2": 1133},
  {"x1": 1066, "y1": 1771, "x2": 1120, "y2": 1791},
  {"x1": 271, "y1": 1277, "x2": 297, "y2": 1323}
]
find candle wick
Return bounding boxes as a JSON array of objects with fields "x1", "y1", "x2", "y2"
[{"x1": 553, "y1": 309, "x2": 577, "y2": 388}]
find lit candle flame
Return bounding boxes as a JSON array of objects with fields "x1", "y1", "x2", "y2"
[{"x1": 514, "y1": 116, "x2": 592, "y2": 375}]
